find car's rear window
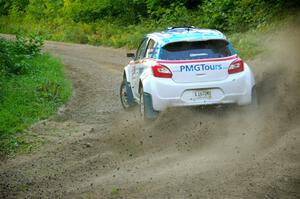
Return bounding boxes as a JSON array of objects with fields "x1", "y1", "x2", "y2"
[{"x1": 159, "y1": 40, "x2": 236, "y2": 60}]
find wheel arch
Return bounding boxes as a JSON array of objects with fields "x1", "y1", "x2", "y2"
[
  {"x1": 244, "y1": 62, "x2": 256, "y2": 88},
  {"x1": 139, "y1": 76, "x2": 153, "y2": 96}
]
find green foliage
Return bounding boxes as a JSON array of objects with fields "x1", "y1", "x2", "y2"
[
  {"x1": 16, "y1": 33, "x2": 44, "y2": 55},
  {"x1": 25, "y1": 0, "x2": 64, "y2": 21},
  {"x1": 148, "y1": 3, "x2": 191, "y2": 25},
  {"x1": 1, "y1": 0, "x2": 299, "y2": 36},
  {"x1": 0, "y1": 0, "x2": 29, "y2": 16},
  {"x1": 199, "y1": 0, "x2": 287, "y2": 32},
  {"x1": 0, "y1": 33, "x2": 43, "y2": 76},
  {"x1": 0, "y1": 37, "x2": 71, "y2": 156}
]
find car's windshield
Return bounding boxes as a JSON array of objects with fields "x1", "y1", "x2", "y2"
[{"x1": 159, "y1": 40, "x2": 236, "y2": 60}]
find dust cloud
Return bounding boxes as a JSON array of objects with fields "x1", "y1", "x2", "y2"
[{"x1": 105, "y1": 26, "x2": 300, "y2": 198}]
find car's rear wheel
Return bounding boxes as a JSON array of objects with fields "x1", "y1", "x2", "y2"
[{"x1": 139, "y1": 87, "x2": 159, "y2": 121}]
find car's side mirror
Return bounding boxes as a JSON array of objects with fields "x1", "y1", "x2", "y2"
[{"x1": 127, "y1": 53, "x2": 135, "y2": 59}]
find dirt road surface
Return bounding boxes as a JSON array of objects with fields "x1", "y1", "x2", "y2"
[{"x1": 0, "y1": 29, "x2": 299, "y2": 198}]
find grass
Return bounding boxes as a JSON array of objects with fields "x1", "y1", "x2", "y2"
[{"x1": 0, "y1": 53, "x2": 71, "y2": 157}]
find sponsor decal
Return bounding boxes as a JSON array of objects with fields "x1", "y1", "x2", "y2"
[{"x1": 179, "y1": 64, "x2": 222, "y2": 72}]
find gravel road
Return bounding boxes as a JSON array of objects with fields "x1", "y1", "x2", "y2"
[{"x1": 0, "y1": 29, "x2": 299, "y2": 199}]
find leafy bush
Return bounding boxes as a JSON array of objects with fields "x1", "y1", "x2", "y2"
[
  {"x1": 0, "y1": 33, "x2": 43, "y2": 76},
  {"x1": 200, "y1": 0, "x2": 281, "y2": 32},
  {"x1": 0, "y1": 0, "x2": 29, "y2": 16},
  {"x1": 15, "y1": 33, "x2": 44, "y2": 56}
]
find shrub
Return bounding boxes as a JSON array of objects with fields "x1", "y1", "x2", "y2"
[
  {"x1": 15, "y1": 33, "x2": 44, "y2": 56},
  {"x1": 0, "y1": 33, "x2": 43, "y2": 76}
]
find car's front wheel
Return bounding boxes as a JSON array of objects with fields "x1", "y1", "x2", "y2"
[
  {"x1": 120, "y1": 79, "x2": 135, "y2": 110},
  {"x1": 139, "y1": 87, "x2": 159, "y2": 121}
]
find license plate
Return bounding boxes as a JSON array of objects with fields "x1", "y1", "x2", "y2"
[{"x1": 193, "y1": 90, "x2": 212, "y2": 99}]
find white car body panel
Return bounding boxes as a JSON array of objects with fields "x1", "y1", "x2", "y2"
[
  {"x1": 122, "y1": 28, "x2": 256, "y2": 112},
  {"x1": 141, "y1": 62, "x2": 254, "y2": 111}
]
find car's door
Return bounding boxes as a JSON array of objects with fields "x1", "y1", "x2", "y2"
[{"x1": 131, "y1": 38, "x2": 148, "y2": 97}]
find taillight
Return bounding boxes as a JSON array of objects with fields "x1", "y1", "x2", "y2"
[
  {"x1": 152, "y1": 64, "x2": 172, "y2": 78},
  {"x1": 228, "y1": 59, "x2": 244, "y2": 74}
]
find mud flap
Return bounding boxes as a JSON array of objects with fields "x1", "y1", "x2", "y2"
[
  {"x1": 251, "y1": 86, "x2": 259, "y2": 106},
  {"x1": 143, "y1": 92, "x2": 159, "y2": 120},
  {"x1": 125, "y1": 81, "x2": 136, "y2": 106}
]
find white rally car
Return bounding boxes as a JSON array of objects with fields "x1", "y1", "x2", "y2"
[{"x1": 120, "y1": 27, "x2": 256, "y2": 120}]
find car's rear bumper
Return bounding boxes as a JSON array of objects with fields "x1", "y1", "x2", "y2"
[{"x1": 142, "y1": 67, "x2": 255, "y2": 111}]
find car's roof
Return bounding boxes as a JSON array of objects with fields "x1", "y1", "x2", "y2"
[{"x1": 147, "y1": 27, "x2": 227, "y2": 46}]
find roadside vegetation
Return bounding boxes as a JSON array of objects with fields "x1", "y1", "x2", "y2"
[
  {"x1": 0, "y1": 34, "x2": 71, "y2": 157},
  {"x1": 0, "y1": 0, "x2": 299, "y2": 59}
]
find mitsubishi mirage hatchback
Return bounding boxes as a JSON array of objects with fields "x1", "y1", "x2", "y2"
[{"x1": 120, "y1": 27, "x2": 256, "y2": 120}]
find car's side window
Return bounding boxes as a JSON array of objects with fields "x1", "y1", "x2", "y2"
[
  {"x1": 151, "y1": 43, "x2": 159, "y2": 59},
  {"x1": 135, "y1": 38, "x2": 148, "y2": 61},
  {"x1": 145, "y1": 39, "x2": 155, "y2": 59}
]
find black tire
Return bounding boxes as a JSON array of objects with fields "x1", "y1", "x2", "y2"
[
  {"x1": 120, "y1": 79, "x2": 135, "y2": 110},
  {"x1": 139, "y1": 87, "x2": 159, "y2": 121}
]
